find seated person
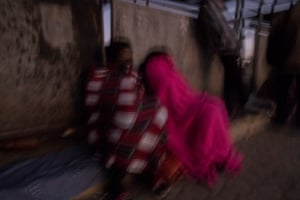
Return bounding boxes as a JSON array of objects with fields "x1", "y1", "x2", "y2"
[
  {"x1": 140, "y1": 51, "x2": 242, "y2": 187},
  {"x1": 85, "y1": 41, "x2": 180, "y2": 200}
]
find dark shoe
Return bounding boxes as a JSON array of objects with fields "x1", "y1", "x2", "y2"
[
  {"x1": 153, "y1": 178, "x2": 172, "y2": 199},
  {"x1": 116, "y1": 192, "x2": 132, "y2": 200},
  {"x1": 103, "y1": 191, "x2": 132, "y2": 200}
]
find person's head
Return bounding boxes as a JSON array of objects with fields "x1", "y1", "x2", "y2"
[
  {"x1": 139, "y1": 51, "x2": 170, "y2": 75},
  {"x1": 93, "y1": 45, "x2": 104, "y2": 67},
  {"x1": 106, "y1": 40, "x2": 132, "y2": 70},
  {"x1": 139, "y1": 51, "x2": 170, "y2": 93}
]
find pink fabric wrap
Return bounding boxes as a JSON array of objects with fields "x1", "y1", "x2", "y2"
[{"x1": 145, "y1": 54, "x2": 242, "y2": 186}]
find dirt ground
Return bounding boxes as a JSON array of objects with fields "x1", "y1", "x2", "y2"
[
  {"x1": 133, "y1": 125, "x2": 300, "y2": 200},
  {"x1": 1, "y1": 122, "x2": 300, "y2": 200}
]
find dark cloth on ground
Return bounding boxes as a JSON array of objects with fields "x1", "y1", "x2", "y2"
[{"x1": 0, "y1": 144, "x2": 104, "y2": 200}]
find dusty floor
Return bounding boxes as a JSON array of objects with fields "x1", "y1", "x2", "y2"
[
  {"x1": 132, "y1": 125, "x2": 300, "y2": 200},
  {"x1": 1, "y1": 123, "x2": 300, "y2": 200}
]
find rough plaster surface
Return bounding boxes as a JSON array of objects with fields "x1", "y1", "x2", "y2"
[
  {"x1": 0, "y1": 0, "x2": 101, "y2": 136},
  {"x1": 40, "y1": 4, "x2": 74, "y2": 49},
  {"x1": 113, "y1": 1, "x2": 204, "y2": 90},
  {"x1": 207, "y1": 55, "x2": 225, "y2": 96}
]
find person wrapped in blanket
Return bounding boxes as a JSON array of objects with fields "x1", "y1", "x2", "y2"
[
  {"x1": 85, "y1": 41, "x2": 181, "y2": 200},
  {"x1": 139, "y1": 51, "x2": 242, "y2": 187}
]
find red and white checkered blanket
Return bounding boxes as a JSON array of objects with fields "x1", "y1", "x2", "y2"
[{"x1": 85, "y1": 68, "x2": 168, "y2": 174}]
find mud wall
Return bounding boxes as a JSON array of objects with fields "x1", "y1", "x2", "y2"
[
  {"x1": 0, "y1": 0, "x2": 102, "y2": 138},
  {"x1": 112, "y1": 0, "x2": 225, "y2": 93}
]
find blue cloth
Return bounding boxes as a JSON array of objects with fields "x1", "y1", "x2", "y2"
[{"x1": 0, "y1": 144, "x2": 105, "y2": 200}]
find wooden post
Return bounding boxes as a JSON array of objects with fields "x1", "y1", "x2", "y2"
[
  {"x1": 252, "y1": 0, "x2": 264, "y2": 91},
  {"x1": 271, "y1": 0, "x2": 277, "y2": 18},
  {"x1": 238, "y1": 0, "x2": 245, "y2": 53},
  {"x1": 98, "y1": 1, "x2": 106, "y2": 66},
  {"x1": 234, "y1": 0, "x2": 241, "y2": 36},
  {"x1": 110, "y1": 0, "x2": 114, "y2": 40}
]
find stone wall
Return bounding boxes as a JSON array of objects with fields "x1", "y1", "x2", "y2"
[
  {"x1": 0, "y1": 0, "x2": 102, "y2": 138},
  {"x1": 113, "y1": 1, "x2": 207, "y2": 91}
]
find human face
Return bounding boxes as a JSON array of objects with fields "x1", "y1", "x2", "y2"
[{"x1": 117, "y1": 47, "x2": 133, "y2": 69}]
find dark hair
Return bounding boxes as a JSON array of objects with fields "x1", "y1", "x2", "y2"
[
  {"x1": 94, "y1": 45, "x2": 104, "y2": 66},
  {"x1": 139, "y1": 51, "x2": 168, "y2": 93},
  {"x1": 106, "y1": 40, "x2": 131, "y2": 64}
]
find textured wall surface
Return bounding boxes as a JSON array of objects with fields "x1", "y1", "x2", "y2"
[
  {"x1": 255, "y1": 34, "x2": 270, "y2": 91},
  {"x1": 113, "y1": 1, "x2": 205, "y2": 90},
  {"x1": 0, "y1": 0, "x2": 102, "y2": 138}
]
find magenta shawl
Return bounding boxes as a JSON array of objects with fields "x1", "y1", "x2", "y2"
[{"x1": 145, "y1": 54, "x2": 242, "y2": 186}]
